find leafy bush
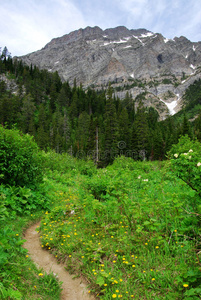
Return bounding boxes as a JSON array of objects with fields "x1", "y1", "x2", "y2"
[
  {"x1": 0, "y1": 126, "x2": 43, "y2": 187},
  {"x1": 0, "y1": 184, "x2": 50, "y2": 215},
  {"x1": 168, "y1": 135, "x2": 201, "y2": 195}
]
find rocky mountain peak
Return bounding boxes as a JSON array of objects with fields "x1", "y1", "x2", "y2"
[{"x1": 17, "y1": 25, "x2": 201, "y2": 118}]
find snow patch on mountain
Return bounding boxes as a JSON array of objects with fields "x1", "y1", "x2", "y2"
[{"x1": 160, "y1": 95, "x2": 180, "y2": 115}]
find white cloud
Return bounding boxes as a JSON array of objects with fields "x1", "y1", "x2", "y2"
[
  {"x1": 0, "y1": 0, "x2": 86, "y2": 56},
  {"x1": 115, "y1": 0, "x2": 201, "y2": 41},
  {"x1": 0, "y1": 0, "x2": 201, "y2": 57}
]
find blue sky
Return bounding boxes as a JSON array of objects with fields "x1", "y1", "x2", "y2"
[{"x1": 1, "y1": 0, "x2": 201, "y2": 56}]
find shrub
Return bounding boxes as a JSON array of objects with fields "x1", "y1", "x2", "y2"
[
  {"x1": 168, "y1": 135, "x2": 201, "y2": 195},
  {"x1": 0, "y1": 126, "x2": 43, "y2": 187}
]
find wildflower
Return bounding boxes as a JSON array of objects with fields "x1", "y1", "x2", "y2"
[
  {"x1": 183, "y1": 284, "x2": 189, "y2": 288},
  {"x1": 189, "y1": 149, "x2": 193, "y2": 152},
  {"x1": 104, "y1": 284, "x2": 107, "y2": 286},
  {"x1": 116, "y1": 290, "x2": 119, "y2": 293},
  {"x1": 16, "y1": 234, "x2": 19, "y2": 236},
  {"x1": 174, "y1": 229, "x2": 177, "y2": 232},
  {"x1": 183, "y1": 153, "x2": 188, "y2": 155},
  {"x1": 34, "y1": 285, "x2": 37, "y2": 289},
  {"x1": 138, "y1": 175, "x2": 141, "y2": 179},
  {"x1": 174, "y1": 153, "x2": 178, "y2": 158},
  {"x1": 143, "y1": 179, "x2": 148, "y2": 182},
  {"x1": 26, "y1": 255, "x2": 29, "y2": 257},
  {"x1": 38, "y1": 273, "x2": 43, "y2": 276},
  {"x1": 132, "y1": 265, "x2": 135, "y2": 267},
  {"x1": 152, "y1": 278, "x2": 155, "y2": 281},
  {"x1": 197, "y1": 162, "x2": 201, "y2": 167},
  {"x1": 155, "y1": 246, "x2": 159, "y2": 249},
  {"x1": 112, "y1": 295, "x2": 117, "y2": 298}
]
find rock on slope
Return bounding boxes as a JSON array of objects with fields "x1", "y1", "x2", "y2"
[{"x1": 18, "y1": 26, "x2": 201, "y2": 117}]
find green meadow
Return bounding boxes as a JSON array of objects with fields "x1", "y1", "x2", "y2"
[{"x1": 0, "y1": 127, "x2": 201, "y2": 299}]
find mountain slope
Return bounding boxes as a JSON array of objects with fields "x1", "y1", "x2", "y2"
[{"x1": 17, "y1": 26, "x2": 201, "y2": 117}]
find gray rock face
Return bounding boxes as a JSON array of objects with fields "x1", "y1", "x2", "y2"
[{"x1": 17, "y1": 26, "x2": 201, "y2": 116}]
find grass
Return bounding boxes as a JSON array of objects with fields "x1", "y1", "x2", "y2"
[
  {"x1": 0, "y1": 193, "x2": 62, "y2": 299},
  {"x1": 1, "y1": 151, "x2": 201, "y2": 299},
  {"x1": 38, "y1": 155, "x2": 201, "y2": 299}
]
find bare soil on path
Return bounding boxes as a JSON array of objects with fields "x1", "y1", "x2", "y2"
[{"x1": 23, "y1": 222, "x2": 95, "y2": 300}]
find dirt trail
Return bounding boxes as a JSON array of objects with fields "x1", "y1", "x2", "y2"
[{"x1": 23, "y1": 222, "x2": 95, "y2": 300}]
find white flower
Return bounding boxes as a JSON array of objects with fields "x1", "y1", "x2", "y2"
[
  {"x1": 174, "y1": 153, "x2": 178, "y2": 158},
  {"x1": 138, "y1": 176, "x2": 141, "y2": 179},
  {"x1": 183, "y1": 153, "x2": 188, "y2": 155},
  {"x1": 197, "y1": 162, "x2": 201, "y2": 167},
  {"x1": 188, "y1": 156, "x2": 192, "y2": 159},
  {"x1": 143, "y1": 179, "x2": 148, "y2": 182},
  {"x1": 189, "y1": 149, "x2": 193, "y2": 153}
]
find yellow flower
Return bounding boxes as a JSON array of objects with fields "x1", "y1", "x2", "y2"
[
  {"x1": 112, "y1": 295, "x2": 117, "y2": 298},
  {"x1": 38, "y1": 273, "x2": 43, "y2": 276},
  {"x1": 16, "y1": 234, "x2": 19, "y2": 236},
  {"x1": 155, "y1": 246, "x2": 159, "y2": 249},
  {"x1": 132, "y1": 265, "x2": 135, "y2": 267},
  {"x1": 152, "y1": 278, "x2": 155, "y2": 281},
  {"x1": 183, "y1": 284, "x2": 189, "y2": 288}
]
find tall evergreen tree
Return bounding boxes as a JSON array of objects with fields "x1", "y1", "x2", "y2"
[
  {"x1": 104, "y1": 84, "x2": 119, "y2": 164},
  {"x1": 133, "y1": 101, "x2": 149, "y2": 160}
]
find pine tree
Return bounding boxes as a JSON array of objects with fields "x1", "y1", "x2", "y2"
[
  {"x1": 118, "y1": 107, "x2": 131, "y2": 156},
  {"x1": 133, "y1": 101, "x2": 149, "y2": 160},
  {"x1": 104, "y1": 84, "x2": 119, "y2": 164},
  {"x1": 76, "y1": 111, "x2": 90, "y2": 152}
]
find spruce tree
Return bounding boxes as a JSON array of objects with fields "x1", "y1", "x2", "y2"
[
  {"x1": 104, "y1": 84, "x2": 119, "y2": 164},
  {"x1": 133, "y1": 101, "x2": 149, "y2": 160}
]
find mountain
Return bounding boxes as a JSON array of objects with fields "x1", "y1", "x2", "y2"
[{"x1": 17, "y1": 26, "x2": 201, "y2": 118}]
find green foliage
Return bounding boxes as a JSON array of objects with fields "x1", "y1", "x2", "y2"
[
  {"x1": 0, "y1": 126, "x2": 43, "y2": 187},
  {"x1": 0, "y1": 184, "x2": 50, "y2": 215},
  {"x1": 168, "y1": 135, "x2": 201, "y2": 195},
  {"x1": 0, "y1": 217, "x2": 62, "y2": 300},
  {"x1": 38, "y1": 154, "x2": 201, "y2": 299}
]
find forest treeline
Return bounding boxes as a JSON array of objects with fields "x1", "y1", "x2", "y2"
[{"x1": 1, "y1": 46, "x2": 201, "y2": 166}]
